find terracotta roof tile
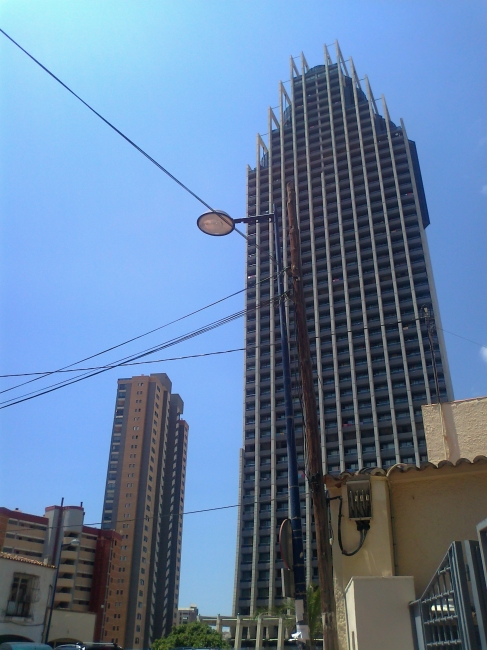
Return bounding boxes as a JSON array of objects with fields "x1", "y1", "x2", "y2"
[
  {"x1": 0, "y1": 551, "x2": 55, "y2": 568},
  {"x1": 324, "y1": 455, "x2": 487, "y2": 485}
]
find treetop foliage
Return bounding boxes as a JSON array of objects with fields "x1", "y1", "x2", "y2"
[{"x1": 152, "y1": 621, "x2": 230, "y2": 650}]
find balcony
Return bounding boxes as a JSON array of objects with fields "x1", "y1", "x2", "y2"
[
  {"x1": 57, "y1": 578, "x2": 75, "y2": 589},
  {"x1": 54, "y1": 592, "x2": 73, "y2": 603}
]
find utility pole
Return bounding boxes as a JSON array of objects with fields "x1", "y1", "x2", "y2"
[
  {"x1": 197, "y1": 206, "x2": 309, "y2": 643},
  {"x1": 43, "y1": 497, "x2": 64, "y2": 644},
  {"x1": 273, "y1": 207, "x2": 309, "y2": 646},
  {"x1": 286, "y1": 182, "x2": 339, "y2": 650}
]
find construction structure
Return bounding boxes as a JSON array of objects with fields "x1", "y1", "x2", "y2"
[
  {"x1": 234, "y1": 43, "x2": 453, "y2": 615},
  {"x1": 101, "y1": 373, "x2": 189, "y2": 648}
]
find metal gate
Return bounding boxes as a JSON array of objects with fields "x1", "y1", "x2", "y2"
[{"x1": 410, "y1": 541, "x2": 487, "y2": 650}]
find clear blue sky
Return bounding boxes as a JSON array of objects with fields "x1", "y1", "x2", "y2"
[{"x1": 1, "y1": 0, "x2": 486, "y2": 617}]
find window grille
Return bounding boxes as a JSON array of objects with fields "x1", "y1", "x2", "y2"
[{"x1": 6, "y1": 573, "x2": 39, "y2": 617}]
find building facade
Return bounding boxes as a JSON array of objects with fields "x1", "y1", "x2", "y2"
[
  {"x1": 176, "y1": 604, "x2": 198, "y2": 625},
  {"x1": 0, "y1": 553, "x2": 55, "y2": 644},
  {"x1": 0, "y1": 505, "x2": 120, "y2": 645},
  {"x1": 422, "y1": 395, "x2": 487, "y2": 465},
  {"x1": 101, "y1": 373, "x2": 189, "y2": 648},
  {"x1": 233, "y1": 44, "x2": 453, "y2": 615}
]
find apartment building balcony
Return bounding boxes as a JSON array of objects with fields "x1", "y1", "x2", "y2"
[
  {"x1": 57, "y1": 577, "x2": 75, "y2": 589},
  {"x1": 54, "y1": 592, "x2": 73, "y2": 603}
]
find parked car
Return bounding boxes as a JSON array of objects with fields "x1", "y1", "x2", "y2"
[{"x1": 0, "y1": 644, "x2": 53, "y2": 650}]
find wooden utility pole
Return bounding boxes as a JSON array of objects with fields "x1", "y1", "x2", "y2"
[{"x1": 286, "y1": 182, "x2": 339, "y2": 650}]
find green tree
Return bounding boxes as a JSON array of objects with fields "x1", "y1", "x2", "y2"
[
  {"x1": 305, "y1": 583, "x2": 322, "y2": 648},
  {"x1": 254, "y1": 598, "x2": 295, "y2": 629},
  {"x1": 152, "y1": 621, "x2": 230, "y2": 650},
  {"x1": 255, "y1": 585, "x2": 322, "y2": 648}
]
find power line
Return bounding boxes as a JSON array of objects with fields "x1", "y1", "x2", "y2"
[
  {"x1": 1, "y1": 504, "x2": 242, "y2": 537},
  {"x1": 439, "y1": 328, "x2": 485, "y2": 349},
  {"x1": 5, "y1": 495, "x2": 298, "y2": 535},
  {"x1": 0, "y1": 294, "x2": 286, "y2": 410},
  {"x1": 0, "y1": 315, "x2": 482, "y2": 382},
  {"x1": 0, "y1": 348, "x2": 247, "y2": 377},
  {"x1": 0, "y1": 309, "x2": 250, "y2": 408},
  {"x1": 0, "y1": 28, "x2": 254, "y2": 242},
  {"x1": 0, "y1": 271, "x2": 279, "y2": 397},
  {"x1": 0, "y1": 31, "x2": 213, "y2": 218},
  {"x1": 0, "y1": 341, "x2": 279, "y2": 378}
]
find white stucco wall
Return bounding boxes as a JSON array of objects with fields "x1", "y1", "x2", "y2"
[
  {"x1": 0, "y1": 555, "x2": 55, "y2": 643},
  {"x1": 422, "y1": 396, "x2": 487, "y2": 464}
]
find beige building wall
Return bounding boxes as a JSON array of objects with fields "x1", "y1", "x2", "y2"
[
  {"x1": 422, "y1": 395, "x2": 487, "y2": 464},
  {"x1": 326, "y1": 457, "x2": 487, "y2": 649},
  {"x1": 50, "y1": 609, "x2": 96, "y2": 644},
  {"x1": 344, "y1": 576, "x2": 415, "y2": 650},
  {"x1": 388, "y1": 460, "x2": 487, "y2": 595},
  {"x1": 328, "y1": 477, "x2": 395, "y2": 646},
  {"x1": 0, "y1": 509, "x2": 48, "y2": 560}
]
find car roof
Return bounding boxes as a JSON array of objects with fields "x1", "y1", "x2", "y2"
[{"x1": 0, "y1": 644, "x2": 53, "y2": 650}]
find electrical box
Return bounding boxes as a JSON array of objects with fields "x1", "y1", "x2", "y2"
[{"x1": 347, "y1": 477, "x2": 372, "y2": 520}]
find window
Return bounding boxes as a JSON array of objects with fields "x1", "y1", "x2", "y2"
[{"x1": 6, "y1": 573, "x2": 38, "y2": 617}]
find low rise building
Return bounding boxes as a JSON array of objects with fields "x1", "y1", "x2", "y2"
[
  {"x1": 326, "y1": 456, "x2": 487, "y2": 649},
  {"x1": 0, "y1": 553, "x2": 55, "y2": 644},
  {"x1": 202, "y1": 456, "x2": 487, "y2": 650},
  {"x1": 177, "y1": 604, "x2": 198, "y2": 625},
  {"x1": 0, "y1": 505, "x2": 121, "y2": 645}
]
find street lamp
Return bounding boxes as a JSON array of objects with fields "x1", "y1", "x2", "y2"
[
  {"x1": 197, "y1": 209, "x2": 309, "y2": 643},
  {"x1": 44, "y1": 538, "x2": 80, "y2": 644},
  {"x1": 197, "y1": 210, "x2": 235, "y2": 236}
]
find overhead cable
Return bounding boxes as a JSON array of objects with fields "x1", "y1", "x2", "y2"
[
  {"x1": 0, "y1": 348, "x2": 247, "y2": 377},
  {"x1": 6, "y1": 497, "x2": 297, "y2": 534},
  {"x1": 0, "y1": 294, "x2": 286, "y2": 409},
  {"x1": 0, "y1": 28, "x2": 250, "y2": 240},
  {"x1": 0, "y1": 317, "x2": 481, "y2": 381},
  {"x1": 0, "y1": 271, "x2": 279, "y2": 397}
]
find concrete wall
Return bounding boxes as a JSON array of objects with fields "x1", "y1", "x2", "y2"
[
  {"x1": 422, "y1": 396, "x2": 487, "y2": 464},
  {"x1": 344, "y1": 576, "x2": 415, "y2": 650},
  {"x1": 327, "y1": 459, "x2": 487, "y2": 648},
  {"x1": 49, "y1": 609, "x2": 96, "y2": 644},
  {"x1": 328, "y1": 477, "x2": 395, "y2": 648},
  {"x1": 0, "y1": 555, "x2": 54, "y2": 643},
  {"x1": 388, "y1": 460, "x2": 487, "y2": 596}
]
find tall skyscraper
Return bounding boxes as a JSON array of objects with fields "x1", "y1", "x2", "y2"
[
  {"x1": 101, "y1": 373, "x2": 189, "y2": 648},
  {"x1": 233, "y1": 44, "x2": 453, "y2": 615}
]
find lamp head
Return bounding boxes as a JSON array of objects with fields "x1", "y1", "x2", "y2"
[{"x1": 197, "y1": 210, "x2": 234, "y2": 236}]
